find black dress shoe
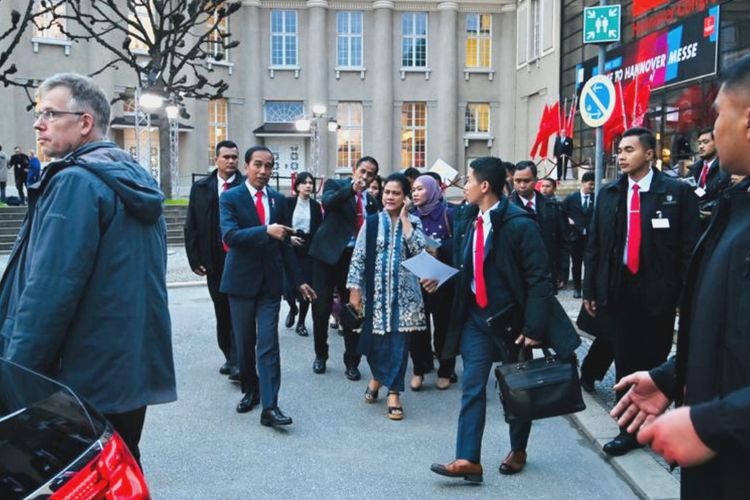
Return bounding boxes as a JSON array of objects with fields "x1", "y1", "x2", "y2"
[
  {"x1": 345, "y1": 366, "x2": 361, "y2": 381},
  {"x1": 295, "y1": 324, "x2": 309, "y2": 337},
  {"x1": 236, "y1": 392, "x2": 260, "y2": 413},
  {"x1": 313, "y1": 358, "x2": 326, "y2": 374},
  {"x1": 573, "y1": 289, "x2": 582, "y2": 299},
  {"x1": 603, "y1": 432, "x2": 643, "y2": 456},
  {"x1": 285, "y1": 308, "x2": 297, "y2": 328},
  {"x1": 219, "y1": 362, "x2": 232, "y2": 375},
  {"x1": 228, "y1": 368, "x2": 240, "y2": 382},
  {"x1": 260, "y1": 407, "x2": 293, "y2": 427}
]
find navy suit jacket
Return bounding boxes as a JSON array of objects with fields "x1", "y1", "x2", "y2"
[{"x1": 219, "y1": 184, "x2": 304, "y2": 298}]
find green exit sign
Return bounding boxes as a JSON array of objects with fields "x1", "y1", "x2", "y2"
[{"x1": 583, "y1": 5, "x2": 621, "y2": 44}]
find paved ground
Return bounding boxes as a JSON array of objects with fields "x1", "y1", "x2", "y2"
[{"x1": 140, "y1": 285, "x2": 638, "y2": 499}]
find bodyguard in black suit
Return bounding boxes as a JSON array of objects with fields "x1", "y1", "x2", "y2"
[
  {"x1": 429, "y1": 157, "x2": 580, "y2": 481},
  {"x1": 220, "y1": 146, "x2": 317, "y2": 426},
  {"x1": 184, "y1": 140, "x2": 243, "y2": 376},
  {"x1": 554, "y1": 132, "x2": 573, "y2": 180},
  {"x1": 562, "y1": 171, "x2": 596, "y2": 297},
  {"x1": 688, "y1": 127, "x2": 730, "y2": 224},
  {"x1": 511, "y1": 161, "x2": 570, "y2": 291},
  {"x1": 583, "y1": 128, "x2": 700, "y2": 456},
  {"x1": 308, "y1": 156, "x2": 380, "y2": 380}
]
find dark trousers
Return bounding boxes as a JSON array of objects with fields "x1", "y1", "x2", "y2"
[
  {"x1": 580, "y1": 337, "x2": 614, "y2": 382},
  {"x1": 456, "y1": 306, "x2": 531, "y2": 463},
  {"x1": 14, "y1": 177, "x2": 25, "y2": 203},
  {"x1": 0, "y1": 181, "x2": 5, "y2": 202},
  {"x1": 311, "y1": 250, "x2": 361, "y2": 368},
  {"x1": 570, "y1": 237, "x2": 587, "y2": 291},
  {"x1": 228, "y1": 294, "x2": 281, "y2": 409},
  {"x1": 556, "y1": 155, "x2": 570, "y2": 180},
  {"x1": 105, "y1": 406, "x2": 147, "y2": 468},
  {"x1": 608, "y1": 269, "x2": 675, "y2": 401},
  {"x1": 207, "y1": 270, "x2": 234, "y2": 365},
  {"x1": 410, "y1": 284, "x2": 456, "y2": 377}
]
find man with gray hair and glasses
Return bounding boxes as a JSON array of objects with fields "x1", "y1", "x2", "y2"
[{"x1": 0, "y1": 73, "x2": 176, "y2": 466}]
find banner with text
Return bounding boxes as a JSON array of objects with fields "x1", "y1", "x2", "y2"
[{"x1": 578, "y1": 5, "x2": 720, "y2": 91}]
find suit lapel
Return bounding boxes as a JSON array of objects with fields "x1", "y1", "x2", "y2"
[{"x1": 267, "y1": 189, "x2": 278, "y2": 224}]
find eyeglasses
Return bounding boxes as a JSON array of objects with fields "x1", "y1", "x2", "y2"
[{"x1": 33, "y1": 109, "x2": 85, "y2": 123}]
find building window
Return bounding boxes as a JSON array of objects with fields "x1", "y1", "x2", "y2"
[
  {"x1": 336, "y1": 102, "x2": 363, "y2": 170},
  {"x1": 271, "y1": 10, "x2": 298, "y2": 67},
  {"x1": 129, "y1": 2, "x2": 154, "y2": 53},
  {"x1": 263, "y1": 101, "x2": 304, "y2": 123},
  {"x1": 465, "y1": 103, "x2": 491, "y2": 134},
  {"x1": 401, "y1": 102, "x2": 426, "y2": 168},
  {"x1": 336, "y1": 11, "x2": 363, "y2": 68},
  {"x1": 401, "y1": 12, "x2": 428, "y2": 68},
  {"x1": 466, "y1": 14, "x2": 491, "y2": 68},
  {"x1": 123, "y1": 129, "x2": 160, "y2": 171},
  {"x1": 530, "y1": 0, "x2": 541, "y2": 60},
  {"x1": 34, "y1": 1, "x2": 65, "y2": 40},
  {"x1": 207, "y1": 10, "x2": 229, "y2": 61},
  {"x1": 208, "y1": 99, "x2": 228, "y2": 165}
]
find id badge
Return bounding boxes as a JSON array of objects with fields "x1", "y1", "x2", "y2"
[
  {"x1": 694, "y1": 187, "x2": 706, "y2": 198},
  {"x1": 652, "y1": 218, "x2": 670, "y2": 229}
]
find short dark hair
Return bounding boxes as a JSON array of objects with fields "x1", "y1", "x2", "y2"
[
  {"x1": 720, "y1": 53, "x2": 750, "y2": 93},
  {"x1": 215, "y1": 140, "x2": 239, "y2": 157},
  {"x1": 356, "y1": 156, "x2": 379, "y2": 172},
  {"x1": 581, "y1": 172, "x2": 595, "y2": 183},
  {"x1": 514, "y1": 160, "x2": 538, "y2": 178},
  {"x1": 540, "y1": 178, "x2": 556, "y2": 188},
  {"x1": 403, "y1": 167, "x2": 421, "y2": 180},
  {"x1": 621, "y1": 127, "x2": 656, "y2": 153},
  {"x1": 502, "y1": 161, "x2": 516, "y2": 174},
  {"x1": 384, "y1": 172, "x2": 411, "y2": 197},
  {"x1": 293, "y1": 171, "x2": 315, "y2": 192},
  {"x1": 244, "y1": 145, "x2": 274, "y2": 165},
  {"x1": 698, "y1": 127, "x2": 714, "y2": 140},
  {"x1": 469, "y1": 157, "x2": 506, "y2": 197},
  {"x1": 370, "y1": 174, "x2": 383, "y2": 190}
]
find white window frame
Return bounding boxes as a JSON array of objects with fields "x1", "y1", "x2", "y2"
[
  {"x1": 336, "y1": 102, "x2": 363, "y2": 172},
  {"x1": 517, "y1": 0, "x2": 555, "y2": 69},
  {"x1": 206, "y1": 11, "x2": 234, "y2": 74},
  {"x1": 263, "y1": 101, "x2": 305, "y2": 123},
  {"x1": 464, "y1": 103, "x2": 494, "y2": 147},
  {"x1": 31, "y1": 0, "x2": 71, "y2": 55},
  {"x1": 335, "y1": 11, "x2": 365, "y2": 79},
  {"x1": 269, "y1": 10, "x2": 300, "y2": 78},
  {"x1": 208, "y1": 98, "x2": 229, "y2": 166},
  {"x1": 401, "y1": 102, "x2": 427, "y2": 169},
  {"x1": 400, "y1": 12, "x2": 431, "y2": 80},
  {"x1": 464, "y1": 13, "x2": 494, "y2": 80}
]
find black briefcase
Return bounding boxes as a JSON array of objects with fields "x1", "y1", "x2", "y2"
[{"x1": 494, "y1": 348, "x2": 586, "y2": 423}]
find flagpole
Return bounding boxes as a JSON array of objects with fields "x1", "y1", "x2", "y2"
[{"x1": 594, "y1": 0, "x2": 607, "y2": 194}]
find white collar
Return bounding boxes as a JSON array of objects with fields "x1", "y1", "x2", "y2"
[
  {"x1": 628, "y1": 168, "x2": 654, "y2": 191},
  {"x1": 246, "y1": 181, "x2": 268, "y2": 198},
  {"x1": 219, "y1": 173, "x2": 236, "y2": 186},
  {"x1": 478, "y1": 200, "x2": 500, "y2": 221},
  {"x1": 519, "y1": 192, "x2": 537, "y2": 206}
]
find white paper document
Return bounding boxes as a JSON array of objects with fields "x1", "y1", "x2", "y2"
[
  {"x1": 429, "y1": 158, "x2": 459, "y2": 185},
  {"x1": 401, "y1": 250, "x2": 459, "y2": 288}
]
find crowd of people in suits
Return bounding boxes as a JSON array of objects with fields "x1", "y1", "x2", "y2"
[{"x1": 183, "y1": 56, "x2": 750, "y2": 496}]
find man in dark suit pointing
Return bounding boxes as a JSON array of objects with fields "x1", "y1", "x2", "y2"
[{"x1": 220, "y1": 146, "x2": 316, "y2": 426}]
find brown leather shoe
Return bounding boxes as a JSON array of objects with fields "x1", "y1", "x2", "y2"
[
  {"x1": 499, "y1": 450, "x2": 527, "y2": 475},
  {"x1": 430, "y1": 459, "x2": 483, "y2": 483}
]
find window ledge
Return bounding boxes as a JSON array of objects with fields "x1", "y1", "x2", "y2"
[
  {"x1": 464, "y1": 68, "x2": 495, "y2": 81},
  {"x1": 31, "y1": 37, "x2": 71, "y2": 56},
  {"x1": 335, "y1": 66, "x2": 366, "y2": 80},
  {"x1": 400, "y1": 67, "x2": 431, "y2": 80},
  {"x1": 269, "y1": 66, "x2": 300, "y2": 79},
  {"x1": 208, "y1": 59, "x2": 234, "y2": 75},
  {"x1": 464, "y1": 134, "x2": 494, "y2": 148}
]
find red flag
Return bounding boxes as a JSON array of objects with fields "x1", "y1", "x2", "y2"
[
  {"x1": 539, "y1": 101, "x2": 560, "y2": 159},
  {"x1": 604, "y1": 80, "x2": 627, "y2": 153},
  {"x1": 566, "y1": 95, "x2": 577, "y2": 137},
  {"x1": 631, "y1": 73, "x2": 653, "y2": 127},
  {"x1": 530, "y1": 104, "x2": 550, "y2": 158}
]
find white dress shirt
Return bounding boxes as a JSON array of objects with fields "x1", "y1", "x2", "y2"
[
  {"x1": 217, "y1": 174, "x2": 236, "y2": 198},
  {"x1": 623, "y1": 168, "x2": 654, "y2": 265},
  {"x1": 292, "y1": 196, "x2": 311, "y2": 233},
  {"x1": 471, "y1": 201, "x2": 500, "y2": 293},
  {"x1": 245, "y1": 181, "x2": 271, "y2": 224},
  {"x1": 519, "y1": 192, "x2": 537, "y2": 213},
  {"x1": 580, "y1": 190, "x2": 592, "y2": 210}
]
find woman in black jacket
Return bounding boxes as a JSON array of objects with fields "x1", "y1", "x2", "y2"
[{"x1": 284, "y1": 172, "x2": 323, "y2": 336}]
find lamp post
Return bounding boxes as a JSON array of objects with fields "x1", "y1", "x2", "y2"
[
  {"x1": 134, "y1": 87, "x2": 163, "y2": 183},
  {"x1": 165, "y1": 102, "x2": 180, "y2": 197},
  {"x1": 295, "y1": 104, "x2": 338, "y2": 177}
]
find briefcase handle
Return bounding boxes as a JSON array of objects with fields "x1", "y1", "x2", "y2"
[{"x1": 515, "y1": 347, "x2": 556, "y2": 368}]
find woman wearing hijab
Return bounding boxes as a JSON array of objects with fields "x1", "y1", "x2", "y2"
[
  {"x1": 284, "y1": 172, "x2": 323, "y2": 336},
  {"x1": 347, "y1": 173, "x2": 426, "y2": 420},
  {"x1": 408, "y1": 175, "x2": 457, "y2": 390}
]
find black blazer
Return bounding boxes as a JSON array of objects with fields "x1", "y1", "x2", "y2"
[
  {"x1": 553, "y1": 136, "x2": 573, "y2": 157},
  {"x1": 687, "y1": 158, "x2": 731, "y2": 212},
  {"x1": 510, "y1": 191, "x2": 570, "y2": 283},
  {"x1": 308, "y1": 179, "x2": 380, "y2": 265},
  {"x1": 562, "y1": 191, "x2": 594, "y2": 241},
  {"x1": 583, "y1": 168, "x2": 700, "y2": 316},
  {"x1": 285, "y1": 196, "x2": 323, "y2": 241},
  {"x1": 219, "y1": 185, "x2": 303, "y2": 298},
  {"x1": 184, "y1": 170, "x2": 243, "y2": 275}
]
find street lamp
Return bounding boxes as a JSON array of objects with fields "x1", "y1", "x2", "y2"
[
  {"x1": 164, "y1": 100, "x2": 181, "y2": 197},
  {"x1": 294, "y1": 104, "x2": 338, "y2": 177}
]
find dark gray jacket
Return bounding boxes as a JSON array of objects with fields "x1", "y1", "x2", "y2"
[{"x1": 0, "y1": 141, "x2": 176, "y2": 414}]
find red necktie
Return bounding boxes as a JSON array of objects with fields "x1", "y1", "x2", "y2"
[
  {"x1": 474, "y1": 216, "x2": 488, "y2": 309},
  {"x1": 222, "y1": 182, "x2": 230, "y2": 252},
  {"x1": 526, "y1": 200, "x2": 534, "y2": 213},
  {"x1": 626, "y1": 184, "x2": 641, "y2": 274},
  {"x1": 699, "y1": 163, "x2": 709, "y2": 188},
  {"x1": 355, "y1": 192, "x2": 364, "y2": 233},
  {"x1": 255, "y1": 190, "x2": 266, "y2": 225}
]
